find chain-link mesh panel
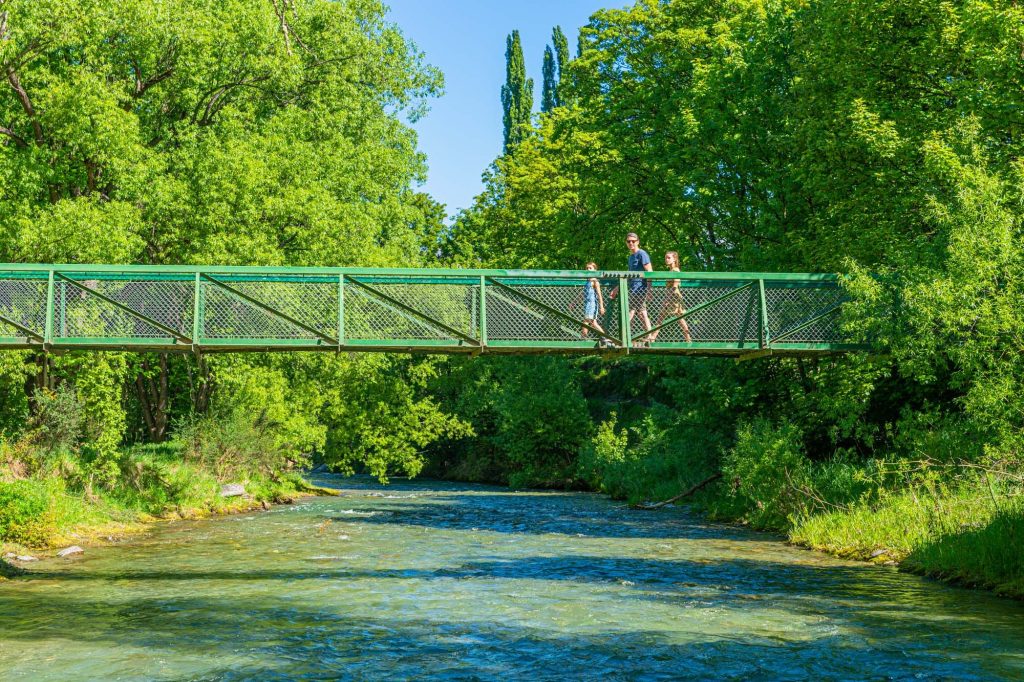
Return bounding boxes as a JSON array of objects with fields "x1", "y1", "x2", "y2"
[
  {"x1": 0, "y1": 278, "x2": 48, "y2": 337},
  {"x1": 59, "y1": 279, "x2": 193, "y2": 339},
  {"x1": 766, "y1": 285, "x2": 846, "y2": 343},
  {"x1": 640, "y1": 282, "x2": 761, "y2": 344},
  {"x1": 486, "y1": 278, "x2": 600, "y2": 342},
  {"x1": 202, "y1": 280, "x2": 337, "y2": 340},
  {"x1": 344, "y1": 282, "x2": 479, "y2": 341},
  {"x1": 0, "y1": 268, "x2": 857, "y2": 352}
]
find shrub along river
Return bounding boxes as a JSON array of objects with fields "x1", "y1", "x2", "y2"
[{"x1": 1, "y1": 477, "x2": 1023, "y2": 680}]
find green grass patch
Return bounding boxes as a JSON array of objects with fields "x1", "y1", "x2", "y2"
[
  {"x1": 0, "y1": 478, "x2": 100, "y2": 547},
  {"x1": 1, "y1": 439, "x2": 310, "y2": 550},
  {"x1": 903, "y1": 499, "x2": 1024, "y2": 598},
  {"x1": 791, "y1": 486, "x2": 1024, "y2": 598}
]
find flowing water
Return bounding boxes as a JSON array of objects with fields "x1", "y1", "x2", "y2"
[{"x1": 1, "y1": 477, "x2": 1023, "y2": 680}]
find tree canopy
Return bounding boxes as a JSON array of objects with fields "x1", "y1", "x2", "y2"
[
  {"x1": 446, "y1": 0, "x2": 1024, "y2": 506},
  {"x1": 0, "y1": 0, "x2": 461, "y2": 480}
]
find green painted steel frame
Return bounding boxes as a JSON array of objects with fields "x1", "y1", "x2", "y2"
[{"x1": 0, "y1": 263, "x2": 865, "y2": 357}]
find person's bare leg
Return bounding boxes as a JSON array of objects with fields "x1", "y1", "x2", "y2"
[
  {"x1": 680, "y1": 316, "x2": 692, "y2": 343},
  {"x1": 648, "y1": 305, "x2": 669, "y2": 343},
  {"x1": 640, "y1": 307, "x2": 652, "y2": 333}
]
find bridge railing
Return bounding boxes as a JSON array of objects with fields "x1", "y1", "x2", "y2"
[{"x1": 0, "y1": 264, "x2": 860, "y2": 356}]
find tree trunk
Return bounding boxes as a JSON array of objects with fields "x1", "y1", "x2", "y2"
[
  {"x1": 185, "y1": 352, "x2": 212, "y2": 414},
  {"x1": 25, "y1": 352, "x2": 53, "y2": 413},
  {"x1": 633, "y1": 473, "x2": 723, "y2": 510},
  {"x1": 135, "y1": 355, "x2": 169, "y2": 442}
]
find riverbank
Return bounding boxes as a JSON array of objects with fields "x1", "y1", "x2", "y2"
[
  {"x1": 787, "y1": 489, "x2": 1024, "y2": 599},
  {"x1": 686, "y1": 476, "x2": 1023, "y2": 600},
  {"x1": 431, "y1": 459, "x2": 1024, "y2": 601},
  {"x1": 0, "y1": 441, "x2": 337, "y2": 579}
]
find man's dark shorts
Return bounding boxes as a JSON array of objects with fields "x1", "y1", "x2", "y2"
[{"x1": 628, "y1": 285, "x2": 650, "y2": 310}]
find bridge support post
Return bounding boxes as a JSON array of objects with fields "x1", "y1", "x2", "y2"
[
  {"x1": 758, "y1": 278, "x2": 770, "y2": 349},
  {"x1": 619, "y1": 277, "x2": 631, "y2": 352},
  {"x1": 44, "y1": 270, "x2": 54, "y2": 350},
  {"x1": 479, "y1": 275, "x2": 487, "y2": 350},
  {"x1": 192, "y1": 272, "x2": 203, "y2": 352},
  {"x1": 337, "y1": 274, "x2": 345, "y2": 351}
]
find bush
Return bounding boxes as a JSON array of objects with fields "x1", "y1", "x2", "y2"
[
  {"x1": 0, "y1": 479, "x2": 59, "y2": 546},
  {"x1": 722, "y1": 418, "x2": 811, "y2": 530},
  {"x1": 177, "y1": 408, "x2": 301, "y2": 481},
  {"x1": 30, "y1": 384, "x2": 84, "y2": 454},
  {"x1": 577, "y1": 414, "x2": 630, "y2": 495}
]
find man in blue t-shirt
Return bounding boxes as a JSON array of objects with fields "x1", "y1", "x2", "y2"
[{"x1": 609, "y1": 232, "x2": 653, "y2": 337}]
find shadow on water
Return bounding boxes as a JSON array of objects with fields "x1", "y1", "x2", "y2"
[
  {"x1": 321, "y1": 493, "x2": 782, "y2": 542},
  {"x1": 16, "y1": 554, "x2": 1024, "y2": 631},
  {"x1": 0, "y1": 586, "x2": 1018, "y2": 680}
]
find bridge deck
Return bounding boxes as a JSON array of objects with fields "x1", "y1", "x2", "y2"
[{"x1": 0, "y1": 264, "x2": 862, "y2": 357}]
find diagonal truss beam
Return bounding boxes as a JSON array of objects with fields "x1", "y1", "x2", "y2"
[
  {"x1": 487, "y1": 277, "x2": 621, "y2": 345},
  {"x1": 56, "y1": 273, "x2": 192, "y2": 344},
  {"x1": 0, "y1": 312, "x2": 44, "y2": 341},
  {"x1": 345, "y1": 276, "x2": 480, "y2": 346},
  {"x1": 201, "y1": 274, "x2": 338, "y2": 346},
  {"x1": 768, "y1": 301, "x2": 845, "y2": 344},
  {"x1": 632, "y1": 282, "x2": 755, "y2": 341}
]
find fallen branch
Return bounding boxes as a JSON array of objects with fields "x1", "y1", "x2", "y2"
[{"x1": 633, "y1": 473, "x2": 723, "y2": 510}]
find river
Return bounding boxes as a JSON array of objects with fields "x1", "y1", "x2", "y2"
[{"x1": 1, "y1": 477, "x2": 1022, "y2": 680}]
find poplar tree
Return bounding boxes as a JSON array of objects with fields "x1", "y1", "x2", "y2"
[
  {"x1": 552, "y1": 26, "x2": 570, "y2": 105},
  {"x1": 541, "y1": 45, "x2": 557, "y2": 113},
  {"x1": 542, "y1": 27, "x2": 571, "y2": 113},
  {"x1": 501, "y1": 30, "x2": 533, "y2": 154}
]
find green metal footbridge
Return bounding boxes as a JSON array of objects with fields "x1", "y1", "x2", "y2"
[{"x1": 0, "y1": 264, "x2": 863, "y2": 358}]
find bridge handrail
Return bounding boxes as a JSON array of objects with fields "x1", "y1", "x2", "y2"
[{"x1": 0, "y1": 262, "x2": 841, "y2": 281}]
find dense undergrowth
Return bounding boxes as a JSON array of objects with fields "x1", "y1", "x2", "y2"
[{"x1": 0, "y1": 388, "x2": 310, "y2": 567}]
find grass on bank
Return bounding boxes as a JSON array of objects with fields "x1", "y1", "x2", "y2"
[
  {"x1": 791, "y1": 488, "x2": 1024, "y2": 598},
  {"x1": 0, "y1": 442, "x2": 310, "y2": 552},
  {"x1": 0, "y1": 404, "x2": 323, "y2": 570}
]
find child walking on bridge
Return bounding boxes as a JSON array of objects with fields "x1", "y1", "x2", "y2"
[{"x1": 579, "y1": 262, "x2": 606, "y2": 338}]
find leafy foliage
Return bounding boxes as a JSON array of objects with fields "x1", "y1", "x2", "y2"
[
  {"x1": 440, "y1": 0, "x2": 1024, "y2": 600},
  {"x1": 501, "y1": 30, "x2": 533, "y2": 154},
  {"x1": 0, "y1": 0, "x2": 462, "y2": 498}
]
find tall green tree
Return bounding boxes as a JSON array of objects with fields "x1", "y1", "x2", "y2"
[
  {"x1": 542, "y1": 26, "x2": 571, "y2": 113},
  {"x1": 552, "y1": 25, "x2": 570, "y2": 105},
  {"x1": 0, "y1": 0, "x2": 461, "y2": 479},
  {"x1": 541, "y1": 45, "x2": 557, "y2": 113},
  {"x1": 500, "y1": 30, "x2": 533, "y2": 153}
]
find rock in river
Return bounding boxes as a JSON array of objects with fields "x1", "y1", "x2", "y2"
[
  {"x1": 15, "y1": 555, "x2": 38, "y2": 562},
  {"x1": 56, "y1": 546, "x2": 84, "y2": 558},
  {"x1": 220, "y1": 483, "x2": 246, "y2": 498}
]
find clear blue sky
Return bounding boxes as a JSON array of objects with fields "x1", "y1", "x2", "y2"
[{"x1": 385, "y1": 1, "x2": 612, "y2": 218}]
